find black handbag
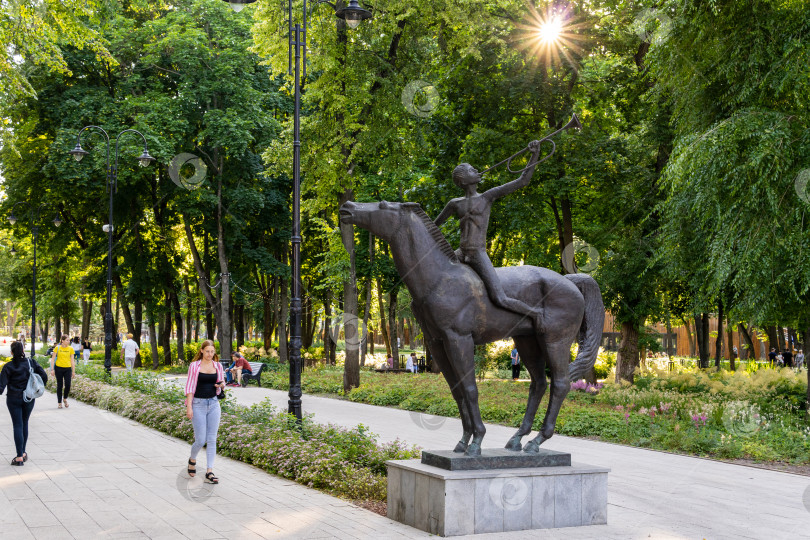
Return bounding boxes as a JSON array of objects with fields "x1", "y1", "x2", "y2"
[{"x1": 217, "y1": 373, "x2": 226, "y2": 400}]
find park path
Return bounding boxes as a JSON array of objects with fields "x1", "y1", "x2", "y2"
[
  {"x1": 160, "y1": 373, "x2": 810, "y2": 540},
  {"x1": 2, "y1": 369, "x2": 808, "y2": 539}
]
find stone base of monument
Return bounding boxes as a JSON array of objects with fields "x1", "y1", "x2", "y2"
[{"x1": 386, "y1": 449, "x2": 609, "y2": 536}]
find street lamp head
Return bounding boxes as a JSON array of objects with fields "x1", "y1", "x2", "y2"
[
  {"x1": 224, "y1": 0, "x2": 255, "y2": 12},
  {"x1": 9, "y1": 246, "x2": 16, "y2": 256},
  {"x1": 336, "y1": 0, "x2": 372, "y2": 29},
  {"x1": 7, "y1": 214, "x2": 17, "y2": 226},
  {"x1": 137, "y1": 148, "x2": 156, "y2": 167},
  {"x1": 53, "y1": 214, "x2": 62, "y2": 228},
  {"x1": 69, "y1": 143, "x2": 89, "y2": 163}
]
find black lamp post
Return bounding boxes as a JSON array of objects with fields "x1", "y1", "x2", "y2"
[
  {"x1": 223, "y1": 0, "x2": 371, "y2": 420},
  {"x1": 7, "y1": 202, "x2": 62, "y2": 359},
  {"x1": 69, "y1": 126, "x2": 155, "y2": 374}
]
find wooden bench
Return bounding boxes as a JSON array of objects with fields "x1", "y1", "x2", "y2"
[{"x1": 240, "y1": 362, "x2": 266, "y2": 387}]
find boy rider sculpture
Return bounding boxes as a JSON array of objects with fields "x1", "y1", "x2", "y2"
[{"x1": 435, "y1": 140, "x2": 544, "y2": 331}]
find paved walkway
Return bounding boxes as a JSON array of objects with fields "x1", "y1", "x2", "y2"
[{"x1": 2, "y1": 372, "x2": 809, "y2": 539}]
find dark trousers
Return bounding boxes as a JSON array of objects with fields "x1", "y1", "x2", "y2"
[
  {"x1": 7, "y1": 398, "x2": 35, "y2": 458},
  {"x1": 54, "y1": 366, "x2": 72, "y2": 402},
  {"x1": 512, "y1": 364, "x2": 521, "y2": 379}
]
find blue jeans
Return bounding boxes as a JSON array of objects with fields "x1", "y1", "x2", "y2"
[
  {"x1": 190, "y1": 397, "x2": 221, "y2": 469},
  {"x1": 7, "y1": 397, "x2": 35, "y2": 458}
]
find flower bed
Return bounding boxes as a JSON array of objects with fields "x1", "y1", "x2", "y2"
[
  {"x1": 262, "y1": 365, "x2": 810, "y2": 464},
  {"x1": 48, "y1": 372, "x2": 418, "y2": 502}
]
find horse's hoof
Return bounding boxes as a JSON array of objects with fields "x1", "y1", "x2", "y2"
[
  {"x1": 453, "y1": 441, "x2": 468, "y2": 453},
  {"x1": 504, "y1": 437, "x2": 523, "y2": 452},
  {"x1": 465, "y1": 442, "x2": 481, "y2": 457},
  {"x1": 523, "y1": 440, "x2": 541, "y2": 453}
]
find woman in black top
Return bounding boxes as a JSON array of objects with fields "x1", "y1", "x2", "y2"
[{"x1": 0, "y1": 341, "x2": 48, "y2": 465}]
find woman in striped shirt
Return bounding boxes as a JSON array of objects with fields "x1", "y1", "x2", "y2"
[{"x1": 184, "y1": 340, "x2": 225, "y2": 484}]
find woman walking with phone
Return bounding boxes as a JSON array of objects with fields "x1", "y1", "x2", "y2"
[
  {"x1": 184, "y1": 340, "x2": 225, "y2": 484},
  {"x1": 0, "y1": 341, "x2": 48, "y2": 465},
  {"x1": 50, "y1": 335, "x2": 75, "y2": 409}
]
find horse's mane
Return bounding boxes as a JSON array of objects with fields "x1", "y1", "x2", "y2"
[{"x1": 403, "y1": 203, "x2": 459, "y2": 263}]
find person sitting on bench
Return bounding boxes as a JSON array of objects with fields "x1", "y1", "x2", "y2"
[{"x1": 226, "y1": 352, "x2": 252, "y2": 386}]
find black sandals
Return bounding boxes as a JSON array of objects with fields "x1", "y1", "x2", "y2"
[
  {"x1": 10, "y1": 458, "x2": 23, "y2": 466},
  {"x1": 187, "y1": 459, "x2": 196, "y2": 477},
  {"x1": 205, "y1": 472, "x2": 218, "y2": 484}
]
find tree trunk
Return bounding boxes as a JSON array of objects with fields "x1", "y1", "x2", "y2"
[
  {"x1": 739, "y1": 322, "x2": 756, "y2": 359},
  {"x1": 340, "y1": 189, "x2": 360, "y2": 393},
  {"x1": 727, "y1": 319, "x2": 735, "y2": 371},
  {"x1": 148, "y1": 305, "x2": 159, "y2": 369},
  {"x1": 376, "y1": 278, "x2": 391, "y2": 356},
  {"x1": 272, "y1": 276, "x2": 280, "y2": 342},
  {"x1": 80, "y1": 294, "x2": 91, "y2": 340},
  {"x1": 695, "y1": 313, "x2": 710, "y2": 368},
  {"x1": 160, "y1": 303, "x2": 172, "y2": 365},
  {"x1": 262, "y1": 277, "x2": 273, "y2": 350},
  {"x1": 171, "y1": 290, "x2": 185, "y2": 364},
  {"x1": 804, "y1": 325, "x2": 810, "y2": 414},
  {"x1": 777, "y1": 326, "x2": 786, "y2": 352},
  {"x1": 615, "y1": 321, "x2": 640, "y2": 383},
  {"x1": 278, "y1": 252, "x2": 289, "y2": 363},
  {"x1": 765, "y1": 325, "x2": 779, "y2": 355},
  {"x1": 184, "y1": 277, "x2": 193, "y2": 343},
  {"x1": 236, "y1": 304, "x2": 245, "y2": 349},
  {"x1": 683, "y1": 317, "x2": 696, "y2": 357},
  {"x1": 714, "y1": 298, "x2": 724, "y2": 370},
  {"x1": 133, "y1": 302, "x2": 142, "y2": 343},
  {"x1": 184, "y1": 218, "x2": 222, "y2": 339},
  {"x1": 388, "y1": 287, "x2": 399, "y2": 365},
  {"x1": 360, "y1": 232, "x2": 374, "y2": 366}
]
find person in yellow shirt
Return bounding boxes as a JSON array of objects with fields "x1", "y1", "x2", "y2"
[{"x1": 50, "y1": 335, "x2": 76, "y2": 409}]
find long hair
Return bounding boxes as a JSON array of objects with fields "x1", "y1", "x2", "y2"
[
  {"x1": 10, "y1": 341, "x2": 24, "y2": 360},
  {"x1": 191, "y1": 340, "x2": 219, "y2": 363}
]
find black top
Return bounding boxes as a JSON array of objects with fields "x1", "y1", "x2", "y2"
[
  {"x1": 82, "y1": 340, "x2": 92, "y2": 350},
  {"x1": 194, "y1": 372, "x2": 218, "y2": 399},
  {"x1": 0, "y1": 357, "x2": 49, "y2": 402}
]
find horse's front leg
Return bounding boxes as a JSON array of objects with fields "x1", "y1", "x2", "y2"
[
  {"x1": 427, "y1": 337, "x2": 472, "y2": 453},
  {"x1": 443, "y1": 332, "x2": 485, "y2": 456}
]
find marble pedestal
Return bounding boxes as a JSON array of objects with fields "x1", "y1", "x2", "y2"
[{"x1": 386, "y1": 456, "x2": 609, "y2": 536}]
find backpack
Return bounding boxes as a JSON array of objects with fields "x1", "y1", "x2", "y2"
[{"x1": 23, "y1": 357, "x2": 45, "y2": 402}]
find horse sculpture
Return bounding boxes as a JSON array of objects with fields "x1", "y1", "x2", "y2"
[{"x1": 339, "y1": 200, "x2": 604, "y2": 456}]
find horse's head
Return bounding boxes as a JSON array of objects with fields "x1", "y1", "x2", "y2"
[{"x1": 339, "y1": 200, "x2": 416, "y2": 241}]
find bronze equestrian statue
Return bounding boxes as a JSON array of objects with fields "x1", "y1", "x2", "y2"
[{"x1": 339, "y1": 116, "x2": 604, "y2": 457}]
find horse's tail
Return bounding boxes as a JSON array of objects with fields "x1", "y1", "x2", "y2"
[{"x1": 565, "y1": 273, "x2": 605, "y2": 381}]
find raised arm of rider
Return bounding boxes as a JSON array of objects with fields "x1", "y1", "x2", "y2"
[{"x1": 484, "y1": 140, "x2": 543, "y2": 201}]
